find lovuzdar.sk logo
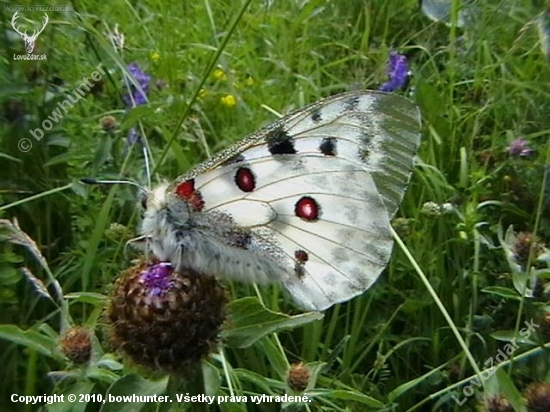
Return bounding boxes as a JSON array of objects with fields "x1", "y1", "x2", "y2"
[{"x1": 11, "y1": 11, "x2": 48, "y2": 60}]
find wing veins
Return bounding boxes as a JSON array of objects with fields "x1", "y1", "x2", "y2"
[
  {"x1": 265, "y1": 223, "x2": 362, "y2": 288},
  {"x1": 270, "y1": 218, "x2": 388, "y2": 267}
]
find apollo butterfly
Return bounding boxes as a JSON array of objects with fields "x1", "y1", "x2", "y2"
[{"x1": 136, "y1": 91, "x2": 421, "y2": 311}]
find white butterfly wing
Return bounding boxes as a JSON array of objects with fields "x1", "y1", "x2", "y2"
[
  {"x1": 263, "y1": 166, "x2": 393, "y2": 310},
  {"x1": 167, "y1": 91, "x2": 421, "y2": 310},
  {"x1": 185, "y1": 91, "x2": 421, "y2": 217}
]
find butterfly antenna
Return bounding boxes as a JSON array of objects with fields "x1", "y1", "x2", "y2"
[
  {"x1": 141, "y1": 142, "x2": 152, "y2": 189},
  {"x1": 80, "y1": 178, "x2": 148, "y2": 194}
]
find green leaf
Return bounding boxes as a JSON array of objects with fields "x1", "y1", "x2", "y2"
[
  {"x1": 233, "y1": 369, "x2": 279, "y2": 394},
  {"x1": 121, "y1": 103, "x2": 163, "y2": 127},
  {"x1": 102, "y1": 375, "x2": 169, "y2": 412},
  {"x1": 0, "y1": 152, "x2": 22, "y2": 163},
  {"x1": 256, "y1": 338, "x2": 290, "y2": 379},
  {"x1": 96, "y1": 354, "x2": 124, "y2": 371},
  {"x1": 202, "y1": 361, "x2": 221, "y2": 398},
  {"x1": 65, "y1": 292, "x2": 108, "y2": 306},
  {"x1": 0, "y1": 324, "x2": 57, "y2": 358},
  {"x1": 222, "y1": 297, "x2": 323, "y2": 348},
  {"x1": 490, "y1": 330, "x2": 538, "y2": 346},
  {"x1": 388, "y1": 366, "x2": 444, "y2": 401},
  {"x1": 86, "y1": 366, "x2": 120, "y2": 385},
  {"x1": 401, "y1": 298, "x2": 433, "y2": 313},
  {"x1": 0, "y1": 265, "x2": 22, "y2": 285},
  {"x1": 481, "y1": 286, "x2": 520, "y2": 300},
  {"x1": 538, "y1": 10, "x2": 550, "y2": 61},
  {"x1": 492, "y1": 368, "x2": 527, "y2": 412},
  {"x1": 92, "y1": 134, "x2": 113, "y2": 171},
  {"x1": 46, "y1": 382, "x2": 95, "y2": 412}
]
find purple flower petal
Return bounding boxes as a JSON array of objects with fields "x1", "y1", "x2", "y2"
[
  {"x1": 127, "y1": 128, "x2": 140, "y2": 144},
  {"x1": 124, "y1": 63, "x2": 151, "y2": 109},
  {"x1": 507, "y1": 138, "x2": 534, "y2": 157},
  {"x1": 379, "y1": 51, "x2": 409, "y2": 92},
  {"x1": 140, "y1": 262, "x2": 173, "y2": 297},
  {"x1": 127, "y1": 63, "x2": 151, "y2": 87}
]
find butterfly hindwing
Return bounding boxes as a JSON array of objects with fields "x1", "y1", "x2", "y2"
[
  {"x1": 145, "y1": 90, "x2": 421, "y2": 310},
  {"x1": 264, "y1": 168, "x2": 392, "y2": 310}
]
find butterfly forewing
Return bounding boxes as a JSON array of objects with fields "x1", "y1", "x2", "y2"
[
  {"x1": 179, "y1": 91, "x2": 421, "y2": 217},
  {"x1": 150, "y1": 91, "x2": 420, "y2": 310}
]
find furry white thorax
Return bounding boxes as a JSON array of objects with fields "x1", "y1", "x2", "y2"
[{"x1": 140, "y1": 184, "x2": 289, "y2": 285}]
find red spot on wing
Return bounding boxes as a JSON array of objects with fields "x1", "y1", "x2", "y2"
[
  {"x1": 294, "y1": 249, "x2": 308, "y2": 279},
  {"x1": 295, "y1": 249, "x2": 309, "y2": 262},
  {"x1": 295, "y1": 196, "x2": 319, "y2": 221},
  {"x1": 175, "y1": 179, "x2": 204, "y2": 211},
  {"x1": 176, "y1": 180, "x2": 195, "y2": 199},
  {"x1": 235, "y1": 167, "x2": 256, "y2": 192}
]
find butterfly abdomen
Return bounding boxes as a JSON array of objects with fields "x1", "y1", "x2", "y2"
[{"x1": 170, "y1": 230, "x2": 289, "y2": 284}]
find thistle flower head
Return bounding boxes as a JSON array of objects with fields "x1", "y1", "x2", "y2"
[
  {"x1": 482, "y1": 394, "x2": 513, "y2": 412},
  {"x1": 59, "y1": 326, "x2": 92, "y2": 365},
  {"x1": 287, "y1": 362, "x2": 310, "y2": 392},
  {"x1": 379, "y1": 51, "x2": 409, "y2": 92},
  {"x1": 525, "y1": 382, "x2": 550, "y2": 412},
  {"x1": 100, "y1": 115, "x2": 117, "y2": 132},
  {"x1": 107, "y1": 261, "x2": 227, "y2": 373},
  {"x1": 512, "y1": 231, "x2": 545, "y2": 264},
  {"x1": 507, "y1": 138, "x2": 533, "y2": 157}
]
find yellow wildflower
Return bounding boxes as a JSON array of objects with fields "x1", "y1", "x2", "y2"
[
  {"x1": 199, "y1": 88, "x2": 208, "y2": 99},
  {"x1": 245, "y1": 75, "x2": 255, "y2": 86},
  {"x1": 213, "y1": 68, "x2": 227, "y2": 81},
  {"x1": 150, "y1": 51, "x2": 160, "y2": 62},
  {"x1": 220, "y1": 94, "x2": 236, "y2": 108}
]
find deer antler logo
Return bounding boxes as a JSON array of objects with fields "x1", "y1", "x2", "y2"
[{"x1": 11, "y1": 11, "x2": 49, "y2": 54}]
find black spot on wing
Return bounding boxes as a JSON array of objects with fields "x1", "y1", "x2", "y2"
[
  {"x1": 319, "y1": 137, "x2": 337, "y2": 156},
  {"x1": 345, "y1": 95, "x2": 360, "y2": 111},
  {"x1": 311, "y1": 107, "x2": 322, "y2": 123},
  {"x1": 359, "y1": 147, "x2": 371, "y2": 162},
  {"x1": 222, "y1": 154, "x2": 245, "y2": 166},
  {"x1": 358, "y1": 139, "x2": 373, "y2": 162},
  {"x1": 266, "y1": 126, "x2": 297, "y2": 155},
  {"x1": 294, "y1": 262, "x2": 306, "y2": 279}
]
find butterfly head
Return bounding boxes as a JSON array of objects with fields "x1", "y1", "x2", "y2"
[
  {"x1": 140, "y1": 182, "x2": 192, "y2": 236},
  {"x1": 141, "y1": 183, "x2": 169, "y2": 213}
]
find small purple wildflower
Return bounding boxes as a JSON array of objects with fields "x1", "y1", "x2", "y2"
[
  {"x1": 507, "y1": 138, "x2": 534, "y2": 157},
  {"x1": 379, "y1": 51, "x2": 409, "y2": 92},
  {"x1": 123, "y1": 63, "x2": 151, "y2": 108},
  {"x1": 140, "y1": 262, "x2": 173, "y2": 297},
  {"x1": 127, "y1": 128, "x2": 140, "y2": 144}
]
